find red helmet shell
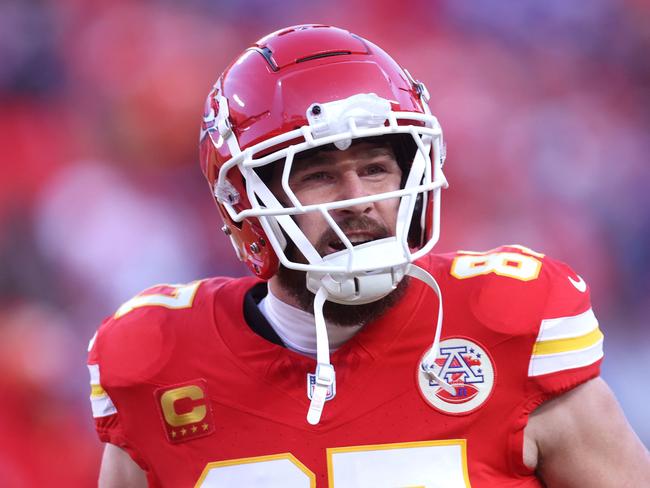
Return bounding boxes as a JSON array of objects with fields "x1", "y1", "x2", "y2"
[{"x1": 200, "y1": 24, "x2": 425, "y2": 278}]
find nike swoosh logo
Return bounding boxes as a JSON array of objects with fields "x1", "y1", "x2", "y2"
[{"x1": 568, "y1": 275, "x2": 587, "y2": 293}]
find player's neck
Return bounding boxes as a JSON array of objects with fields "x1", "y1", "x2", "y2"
[
  {"x1": 268, "y1": 277, "x2": 302, "y2": 310},
  {"x1": 261, "y1": 280, "x2": 363, "y2": 357}
]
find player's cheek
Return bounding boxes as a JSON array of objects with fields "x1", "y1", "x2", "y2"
[
  {"x1": 295, "y1": 214, "x2": 324, "y2": 247},
  {"x1": 382, "y1": 197, "x2": 401, "y2": 234}
]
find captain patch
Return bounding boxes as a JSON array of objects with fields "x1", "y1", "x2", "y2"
[{"x1": 155, "y1": 379, "x2": 215, "y2": 444}]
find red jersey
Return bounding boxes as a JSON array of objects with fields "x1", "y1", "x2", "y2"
[{"x1": 87, "y1": 245, "x2": 603, "y2": 487}]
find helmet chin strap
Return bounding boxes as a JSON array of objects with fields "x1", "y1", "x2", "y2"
[
  {"x1": 306, "y1": 286, "x2": 335, "y2": 425},
  {"x1": 306, "y1": 263, "x2": 454, "y2": 425}
]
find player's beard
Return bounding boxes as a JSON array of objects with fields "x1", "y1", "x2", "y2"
[{"x1": 275, "y1": 216, "x2": 410, "y2": 327}]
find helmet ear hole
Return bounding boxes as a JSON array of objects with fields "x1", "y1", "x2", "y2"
[{"x1": 215, "y1": 204, "x2": 279, "y2": 278}]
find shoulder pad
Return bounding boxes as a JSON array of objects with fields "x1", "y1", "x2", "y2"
[
  {"x1": 443, "y1": 245, "x2": 592, "y2": 335},
  {"x1": 89, "y1": 279, "x2": 229, "y2": 387}
]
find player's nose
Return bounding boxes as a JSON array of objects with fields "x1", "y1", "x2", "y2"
[{"x1": 333, "y1": 173, "x2": 373, "y2": 216}]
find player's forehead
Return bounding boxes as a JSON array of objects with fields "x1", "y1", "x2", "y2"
[
  {"x1": 264, "y1": 137, "x2": 400, "y2": 186},
  {"x1": 291, "y1": 139, "x2": 397, "y2": 170}
]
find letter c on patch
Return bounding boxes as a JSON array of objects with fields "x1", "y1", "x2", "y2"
[{"x1": 160, "y1": 385, "x2": 207, "y2": 427}]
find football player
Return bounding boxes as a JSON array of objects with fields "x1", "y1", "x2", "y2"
[{"x1": 88, "y1": 25, "x2": 650, "y2": 487}]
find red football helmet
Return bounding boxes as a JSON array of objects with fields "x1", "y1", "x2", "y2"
[{"x1": 199, "y1": 24, "x2": 446, "y2": 286}]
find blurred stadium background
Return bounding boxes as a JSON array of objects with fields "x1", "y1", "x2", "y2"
[{"x1": 1, "y1": 0, "x2": 648, "y2": 485}]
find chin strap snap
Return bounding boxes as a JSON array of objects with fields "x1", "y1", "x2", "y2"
[
  {"x1": 307, "y1": 286, "x2": 335, "y2": 425},
  {"x1": 305, "y1": 263, "x2": 454, "y2": 425}
]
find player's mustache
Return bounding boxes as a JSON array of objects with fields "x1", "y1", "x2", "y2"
[{"x1": 315, "y1": 216, "x2": 391, "y2": 253}]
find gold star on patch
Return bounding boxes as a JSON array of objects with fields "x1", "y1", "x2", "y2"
[
  {"x1": 171, "y1": 430, "x2": 177, "y2": 438},
  {"x1": 181, "y1": 428, "x2": 187, "y2": 436},
  {"x1": 202, "y1": 423, "x2": 209, "y2": 431},
  {"x1": 191, "y1": 425, "x2": 198, "y2": 433}
]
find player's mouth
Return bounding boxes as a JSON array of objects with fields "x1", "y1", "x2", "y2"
[
  {"x1": 327, "y1": 234, "x2": 379, "y2": 252},
  {"x1": 315, "y1": 216, "x2": 392, "y2": 257}
]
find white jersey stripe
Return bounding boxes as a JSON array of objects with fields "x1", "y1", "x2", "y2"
[
  {"x1": 91, "y1": 394, "x2": 118, "y2": 418},
  {"x1": 88, "y1": 363, "x2": 100, "y2": 384},
  {"x1": 536, "y1": 308, "x2": 599, "y2": 342},
  {"x1": 87, "y1": 332, "x2": 97, "y2": 352}
]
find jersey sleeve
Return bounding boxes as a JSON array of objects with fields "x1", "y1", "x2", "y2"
[
  {"x1": 526, "y1": 255, "x2": 604, "y2": 398},
  {"x1": 85, "y1": 281, "x2": 207, "y2": 472},
  {"x1": 87, "y1": 330, "x2": 119, "y2": 440},
  {"x1": 87, "y1": 315, "x2": 152, "y2": 472}
]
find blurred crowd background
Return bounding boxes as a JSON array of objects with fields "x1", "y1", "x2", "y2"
[{"x1": 1, "y1": 0, "x2": 648, "y2": 485}]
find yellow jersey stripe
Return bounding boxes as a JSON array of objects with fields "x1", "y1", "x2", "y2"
[
  {"x1": 533, "y1": 327, "x2": 603, "y2": 356},
  {"x1": 528, "y1": 340, "x2": 603, "y2": 376},
  {"x1": 90, "y1": 383, "x2": 106, "y2": 398}
]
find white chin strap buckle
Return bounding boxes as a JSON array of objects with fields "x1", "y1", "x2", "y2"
[{"x1": 307, "y1": 363, "x2": 335, "y2": 425}]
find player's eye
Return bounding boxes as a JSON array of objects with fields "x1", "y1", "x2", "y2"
[
  {"x1": 366, "y1": 164, "x2": 386, "y2": 174},
  {"x1": 301, "y1": 171, "x2": 333, "y2": 182}
]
